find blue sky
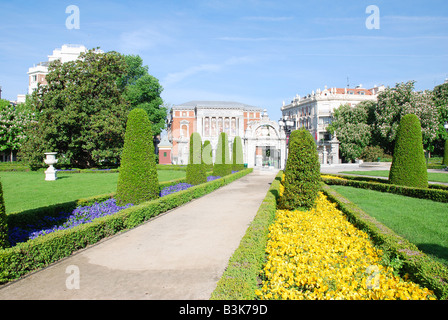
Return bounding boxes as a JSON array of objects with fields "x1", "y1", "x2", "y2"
[{"x1": 1, "y1": 0, "x2": 448, "y2": 121}]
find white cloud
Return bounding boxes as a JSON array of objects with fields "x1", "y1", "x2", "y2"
[
  {"x1": 119, "y1": 27, "x2": 174, "y2": 54},
  {"x1": 242, "y1": 16, "x2": 294, "y2": 22},
  {"x1": 162, "y1": 56, "x2": 255, "y2": 86}
]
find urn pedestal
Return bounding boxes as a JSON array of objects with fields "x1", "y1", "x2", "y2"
[{"x1": 44, "y1": 152, "x2": 58, "y2": 181}]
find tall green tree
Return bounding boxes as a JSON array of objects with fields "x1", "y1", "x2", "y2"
[
  {"x1": 278, "y1": 128, "x2": 321, "y2": 210},
  {"x1": 116, "y1": 108, "x2": 159, "y2": 206},
  {"x1": 232, "y1": 136, "x2": 244, "y2": 171},
  {"x1": 119, "y1": 55, "x2": 166, "y2": 136},
  {"x1": 213, "y1": 132, "x2": 232, "y2": 177},
  {"x1": 19, "y1": 49, "x2": 129, "y2": 169},
  {"x1": 373, "y1": 81, "x2": 438, "y2": 154},
  {"x1": 186, "y1": 132, "x2": 207, "y2": 185},
  {"x1": 0, "y1": 100, "x2": 35, "y2": 162},
  {"x1": 389, "y1": 114, "x2": 428, "y2": 188},
  {"x1": 327, "y1": 101, "x2": 374, "y2": 162}
]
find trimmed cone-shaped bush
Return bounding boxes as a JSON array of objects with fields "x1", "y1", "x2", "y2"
[
  {"x1": 203, "y1": 140, "x2": 213, "y2": 171},
  {"x1": 0, "y1": 179, "x2": 8, "y2": 249},
  {"x1": 232, "y1": 136, "x2": 244, "y2": 171},
  {"x1": 186, "y1": 132, "x2": 207, "y2": 185},
  {"x1": 116, "y1": 108, "x2": 159, "y2": 206},
  {"x1": 389, "y1": 114, "x2": 428, "y2": 188},
  {"x1": 213, "y1": 132, "x2": 232, "y2": 177},
  {"x1": 443, "y1": 139, "x2": 448, "y2": 166},
  {"x1": 278, "y1": 128, "x2": 321, "y2": 210}
]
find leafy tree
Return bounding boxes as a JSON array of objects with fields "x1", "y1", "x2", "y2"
[
  {"x1": 119, "y1": 55, "x2": 166, "y2": 136},
  {"x1": 19, "y1": 48, "x2": 129, "y2": 169},
  {"x1": 0, "y1": 100, "x2": 35, "y2": 162},
  {"x1": 116, "y1": 108, "x2": 159, "y2": 206},
  {"x1": 389, "y1": 114, "x2": 428, "y2": 188},
  {"x1": 433, "y1": 82, "x2": 448, "y2": 140},
  {"x1": 213, "y1": 132, "x2": 232, "y2": 176},
  {"x1": 232, "y1": 136, "x2": 244, "y2": 171},
  {"x1": 327, "y1": 101, "x2": 373, "y2": 162},
  {"x1": 0, "y1": 178, "x2": 8, "y2": 249},
  {"x1": 278, "y1": 128, "x2": 321, "y2": 210},
  {"x1": 373, "y1": 81, "x2": 438, "y2": 154}
]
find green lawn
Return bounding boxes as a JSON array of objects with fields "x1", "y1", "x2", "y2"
[
  {"x1": 340, "y1": 170, "x2": 448, "y2": 184},
  {"x1": 0, "y1": 170, "x2": 186, "y2": 214},
  {"x1": 330, "y1": 185, "x2": 448, "y2": 266}
]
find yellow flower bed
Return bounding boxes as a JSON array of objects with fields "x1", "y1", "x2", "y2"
[
  {"x1": 256, "y1": 193, "x2": 436, "y2": 300},
  {"x1": 320, "y1": 174, "x2": 347, "y2": 180}
]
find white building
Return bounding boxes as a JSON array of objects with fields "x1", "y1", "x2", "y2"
[
  {"x1": 281, "y1": 84, "x2": 385, "y2": 164},
  {"x1": 167, "y1": 101, "x2": 286, "y2": 169},
  {"x1": 26, "y1": 44, "x2": 89, "y2": 95}
]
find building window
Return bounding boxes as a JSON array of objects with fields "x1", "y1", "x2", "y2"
[
  {"x1": 204, "y1": 117, "x2": 210, "y2": 136},
  {"x1": 164, "y1": 152, "x2": 167, "y2": 157}
]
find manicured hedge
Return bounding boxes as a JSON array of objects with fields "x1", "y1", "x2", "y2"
[
  {"x1": 278, "y1": 128, "x2": 320, "y2": 210},
  {"x1": 321, "y1": 174, "x2": 448, "y2": 203},
  {"x1": 211, "y1": 171, "x2": 282, "y2": 300},
  {"x1": 116, "y1": 108, "x2": 159, "y2": 206},
  {"x1": 321, "y1": 184, "x2": 448, "y2": 300},
  {"x1": 389, "y1": 114, "x2": 428, "y2": 188},
  {"x1": 0, "y1": 169, "x2": 253, "y2": 284},
  {"x1": 186, "y1": 132, "x2": 207, "y2": 185}
]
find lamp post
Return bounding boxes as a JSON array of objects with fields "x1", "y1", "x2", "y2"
[
  {"x1": 279, "y1": 115, "x2": 296, "y2": 168},
  {"x1": 444, "y1": 122, "x2": 448, "y2": 170}
]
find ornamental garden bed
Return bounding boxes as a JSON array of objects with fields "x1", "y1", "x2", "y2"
[
  {"x1": 212, "y1": 171, "x2": 448, "y2": 300},
  {"x1": 0, "y1": 168, "x2": 252, "y2": 284}
]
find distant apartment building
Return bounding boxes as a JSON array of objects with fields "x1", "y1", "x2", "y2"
[
  {"x1": 26, "y1": 44, "x2": 89, "y2": 95},
  {"x1": 281, "y1": 84, "x2": 385, "y2": 164}
]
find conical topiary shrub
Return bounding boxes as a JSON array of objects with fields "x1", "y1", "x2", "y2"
[
  {"x1": 186, "y1": 132, "x2": 207, "y2": 185},
  {"x1": 213, "y1": 132, "x2": 232, "y2": 177},
  {"x1": 232, "y1": 136, "x2": 244, "y2": 171},
  {"x1": 389, "y1": 114, "x2": 428, "y2": 188},
  {"x1": 0, "y1": 179, "x2": 8, "y2": 249},
  {"x1": 203, "y1": 140, "x2": 213, "y2": 171},
  {"x1": 443, "y1": 139, "x2": 448, "y2": 166},
  {"x1": 278, "y1": 128, "x2": 321, "y2": 210},
  {"x1": 116, "y1": 108, "x2": 159, "y2": 206}
]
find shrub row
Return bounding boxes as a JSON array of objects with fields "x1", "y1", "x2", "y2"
[
  {"x1": 321, "y1": 174, "x2": 448, "y2": 203},
  {"x1": 321, "y1": 184, "x2": 448, "y2": 299},
  {"x1": 0, "y1": 168, "x2": 253, "y2": 284},
  {"x1": 210, "y1": 171, "x2": 282, "y2": 300}
]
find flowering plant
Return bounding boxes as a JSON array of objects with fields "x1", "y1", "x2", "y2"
[{"x1": 256, "y1": 193, "x2": 436, "y2": 300}]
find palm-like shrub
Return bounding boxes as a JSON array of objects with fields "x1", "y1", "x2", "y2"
[
  {"x1": 0, "y1": 179, "x2": 8, "y2": 249},
  {"x1": 213, "y1": 132, "x2": 232, "y2": 177},
  {"x1": 278, "y1": 129, "x2": 321, "y2": 210},
  {"x1": 116, "y1": 108, "x2": 159, "y2": 206},
  {"x1": 186, "y1": 132, "x2": 207, "y2": 185},
  {"x1": 389, "y1": 114, "x2": 428, "y2": 188},
  {"x1": 232, "y1": 136, "x2": 244, "y2": 171}
]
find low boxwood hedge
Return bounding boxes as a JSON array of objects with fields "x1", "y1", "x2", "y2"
[
  {"x1": 322, "y1": 174, "x2": 448, "y2": 203},
  {"x1": 0, "y1": 168, "x2": 253, "y2": 284},
  {"x1": 211, "y1": 171, "x2": 282, "y2": 300},
  {"x1": 321, "y1": 184, "x2": 448, "y2": 300}
]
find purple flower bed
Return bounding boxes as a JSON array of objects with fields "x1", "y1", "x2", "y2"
[
  {"x1": 8, "y1": 176, "x2": 223, "y2": 246},
  {"x1": 8, "y1": 199, "x2": 133, "y2": 246}
]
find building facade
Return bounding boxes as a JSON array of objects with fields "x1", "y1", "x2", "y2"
[
  {"x1": 281, "y1": 85, "x2": 384, "y2": 164},
  {"x1": 26, "y1": 44, "x2": 89, "y2": 95},
  {"x1": 166, "y1": 101, "x2": 286, "y2": 169}
]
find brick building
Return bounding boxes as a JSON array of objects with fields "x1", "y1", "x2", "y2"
[{"x1": 166, "y1": 101, "x2": 286, "y2": 169}]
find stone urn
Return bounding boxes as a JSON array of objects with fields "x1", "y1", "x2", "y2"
[{"x1": 44, "y1": 152, "x2": 58, "y2": 181}]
